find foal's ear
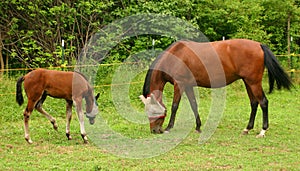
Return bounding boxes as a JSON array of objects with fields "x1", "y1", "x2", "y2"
[{"x1": 95, "y1": 93, "x2": 100, "y2": 100}]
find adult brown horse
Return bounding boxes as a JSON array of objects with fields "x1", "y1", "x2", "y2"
[
  {"x1": 140, "y1": 39, "x2": 292, "y2": 138},
  {"x1": 16, "y1": 69, "x2": 99, "y2": 144}
]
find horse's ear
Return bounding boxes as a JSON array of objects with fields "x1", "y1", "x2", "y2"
[
  {"x1": 150, "y1": 93, "x2": 158, "y2": 105},
  {"x1": 139, "y1": 95, "x2": 147, "y2": 104},
  {"x1": 95, "y1": 93, "x2": 100, "y2": 100}
]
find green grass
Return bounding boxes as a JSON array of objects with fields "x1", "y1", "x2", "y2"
[{"x1": 0, "y1": 74, "x2": 299, "y2": 170}]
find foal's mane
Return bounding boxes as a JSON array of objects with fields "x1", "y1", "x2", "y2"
[
  {"x1": 74, "y1": 70, "x2": 94, "y2": 101},
  {"x1": 74, "y1": 71, "x2": 89, "y2": 81}
]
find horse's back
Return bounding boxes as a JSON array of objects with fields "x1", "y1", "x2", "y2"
[{"x1": 159, "y1": 39, "x2": 265, "y2": 87}]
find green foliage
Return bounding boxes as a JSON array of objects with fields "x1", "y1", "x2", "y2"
[{"x1": 1, "y1": 0, "x2": 300, "y2": 67}]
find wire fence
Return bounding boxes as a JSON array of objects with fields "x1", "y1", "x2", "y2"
[{"x1": 0, "y1": 55, "x2": 299, "y2": 97}]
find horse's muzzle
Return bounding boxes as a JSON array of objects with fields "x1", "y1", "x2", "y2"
[{"x1": 151, "y1": 126, "x2": 164, "y2": 134}]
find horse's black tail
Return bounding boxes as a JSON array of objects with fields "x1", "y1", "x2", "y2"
[
  {"x1": 16, "y1": 76, "x2": 25, "y2": 106},
  {"x1": 261, "y1": 44, "x2": 293, "y2": 93}
]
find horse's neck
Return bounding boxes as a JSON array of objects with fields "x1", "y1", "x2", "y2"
[{"x1": 150, "y1": 71, "x2": 167, "y2": 106}]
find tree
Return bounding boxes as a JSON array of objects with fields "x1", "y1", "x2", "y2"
[{"x1": 1, "y1": 0, "x2": 300, "y2": 69}]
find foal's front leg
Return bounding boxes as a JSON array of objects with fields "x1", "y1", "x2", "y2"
[
  {"x1": 74, "y1": 98, "x2": 88, "y2": 143},
  {"x1": 65, "y1": 100, "x2": 73, "y2": 140}
]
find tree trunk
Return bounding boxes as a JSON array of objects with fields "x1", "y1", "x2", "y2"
[{"x1": 0, "y1": 41, "x2": 4, "y2": 76}]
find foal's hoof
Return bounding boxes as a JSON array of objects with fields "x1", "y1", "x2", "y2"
[
  {"x1": 26, "y1": 138, "x2": 33, "y2": 144},
  {"x1": 83, "y1": 140, "x2": 89, "y2": 144},
  {"x1": 66, "y1": 133, "x2": 72, "y2": 140},
  {"x1": 164, "y1": 130, "x2": 170, "y2": 134},
  {"x1": 51, "y1": 121, "x2": 58, "y2": 131}
]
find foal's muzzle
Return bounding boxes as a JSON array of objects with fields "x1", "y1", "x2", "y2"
[{"x1": 86, "y1": 115, "x2": 95, "y2": 125}]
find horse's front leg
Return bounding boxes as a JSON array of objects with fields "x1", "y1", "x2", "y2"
[
  {"x1": 74, "y1": 98, "x2": 88, "y2": 144},
  {"x1": 65, "y1": 100, "x2": 73, "y2": 140},
  {"x1": 185, "y1": 86, "x2": 201, "y2": 133},
  {"x1": 165, "y1": 83, "x2": 183, "y2": 133}
]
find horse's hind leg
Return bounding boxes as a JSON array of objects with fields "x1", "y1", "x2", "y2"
[
  {"x1": 256, "y1": 91, "x2": 268, "y2": 138},
  {"x1": 242, "y1": 83, "x2": 259, "y2": 135},
  {"x1": 243, "y1": 81, "x2": 268, "y2": 137},
  {"x1": 65, "y1": 100, "x2": 73, "y2": 140},
  {"x1": 35, "y1": 92, "x2": 58, "y2": 130}
]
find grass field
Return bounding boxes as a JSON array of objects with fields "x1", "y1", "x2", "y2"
[{"x1": 0, "y1": 72, "x2": 299, "y2": 170}]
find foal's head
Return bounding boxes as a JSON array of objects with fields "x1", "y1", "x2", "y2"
[
  {"x1": 86, "y1": 93, "x2": 100, "y2": 125},
  {"x1": 139, "y1": 94, "x2": 166, "y2": 134}
]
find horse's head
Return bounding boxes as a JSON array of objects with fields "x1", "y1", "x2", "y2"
[
  {"x1": 139, "y1": 94, "x2": 166, "y2": 134},
  {"x1": 86, "y1": 93, "x2": 100, "y2": 125}
]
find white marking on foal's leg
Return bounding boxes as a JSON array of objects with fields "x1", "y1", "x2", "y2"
[
  {"x1": 256, "y1": 129, "x2": 266, "y2": 138},
  {"x1": 24, "y1": 111, "x2": 33, "y2": 144},
  {"x1": 25, "y1": 133, "x2": 33, "y2": 144},
  {"x1": 66, "y1": 102, "x2": 73, "y2": 140}
]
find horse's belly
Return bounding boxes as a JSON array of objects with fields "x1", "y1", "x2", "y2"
[{"x1": 195, "y1": 74, "x2": 240, "y2": 88}]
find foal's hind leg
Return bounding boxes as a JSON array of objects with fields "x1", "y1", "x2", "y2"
[
  {"x1": 23, "y1": 100, "x2": 35, "y2": 144},
  {"x1": 35, "y1": 93, "x2": 58, "y2": 130},
  {"x1": 65, "y1": 100, "x2": 73, "y2": 140}
]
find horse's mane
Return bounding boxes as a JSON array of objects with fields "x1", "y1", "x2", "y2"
[
  {"x1": 142, "y1": 51, "x2": 169, "y2": 98},
  {"x1": 142, "y1": 41, "x2": 181, "y2": 98}
]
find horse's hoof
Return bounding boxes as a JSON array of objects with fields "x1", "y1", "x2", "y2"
[
  {"x1": 164, "y1": 130, "x2": 170, "y2": 134},
  {"x1": 242, "y1": 129, "x2": 249, "y2": 135},
  {"x1": 256, "y1": 130, "x2": 266, "y2": 138},
  {"x1": 195, "y1": 129, "x2": 201, "y2": 133},
  {"x1": 256, "y1": 134, "x2": 265, "y2": 138},
  {"x1": 84, "y1": 140, "x2": 89, "y2": 144}
]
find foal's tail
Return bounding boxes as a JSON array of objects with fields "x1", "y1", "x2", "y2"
[
  {"x1": 261, "y1": 44, "x2": 293, "y2": 93},
  {"x1": 16, "y1": 76, "x2": 25, "y2": 106}
]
